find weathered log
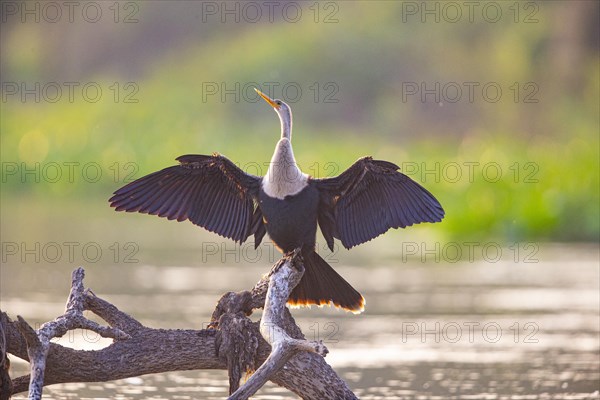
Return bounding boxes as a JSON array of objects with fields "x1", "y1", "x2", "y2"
[{"x1": 3, "y1": 252, "x2": 357, "y2": 399}]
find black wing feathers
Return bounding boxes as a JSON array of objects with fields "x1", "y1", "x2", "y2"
[
  {"x1": 315, "y1": 157, "x2": 444, "y2": 249},
  {"x1": 109, "y1": 154, "x2": 263, "y2": 244},
  {"x1": 251, "y1": 208, "x2": 267, "y2": 249}
]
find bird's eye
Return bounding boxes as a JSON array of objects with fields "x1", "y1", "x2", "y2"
[{"x1": 276, "y1": 101, "x2": 282, "y2": 105}]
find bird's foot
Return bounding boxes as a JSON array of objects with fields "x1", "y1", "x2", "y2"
[
  {"x1": 269, "y1": 248, "x2": 304, "y2": 277},
  {"x1": 289, "y1": 248, "x2": 305, "y2": 273},
  {"x1": 284, "y1": 247, "x2": 302, "y2": 259}
]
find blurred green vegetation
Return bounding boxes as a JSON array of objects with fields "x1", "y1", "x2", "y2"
[{"x1": 1, "y1": 1, "x2": 598, "y2": 243}]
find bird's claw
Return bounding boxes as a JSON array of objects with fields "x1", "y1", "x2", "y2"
[{"x1": 284, "y1": 247, "x2": 302, "y2": 259}]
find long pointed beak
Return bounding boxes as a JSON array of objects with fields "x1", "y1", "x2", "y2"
[{"x1": 254, "y1": 88, "x2": 280, "y2": 110}]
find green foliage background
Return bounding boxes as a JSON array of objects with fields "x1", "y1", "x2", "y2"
[{"x1": 1, "y1": 1, "x2": 598, "y2": 244}]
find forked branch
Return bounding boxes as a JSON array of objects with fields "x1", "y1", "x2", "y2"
[{"x1": 228, "y1": 251, "x2": 329, "y2": 399}]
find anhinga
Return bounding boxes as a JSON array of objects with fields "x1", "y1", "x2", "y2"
[{"x1": 109, "y1": 89, "x2": 444, "y2": 313}]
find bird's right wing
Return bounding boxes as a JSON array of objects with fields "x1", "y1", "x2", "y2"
[
  {"x1": 109, "y1": 154, "x2": 263, "y2": 244},
  {"x1": 314, "y1": 157, "x2": 445, "y2": 250}
]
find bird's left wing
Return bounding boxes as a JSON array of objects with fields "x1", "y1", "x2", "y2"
[
  {"x1": 314, "y1": 157, "x2": 445, "y2": 250},
  {"x1": 109, "y1": 154, "x2": 262, "y2": 244}
]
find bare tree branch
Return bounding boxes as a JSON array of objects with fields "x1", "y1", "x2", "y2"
[{"x1": 3, "y1": 256, "x2": 357, "y2": 399}]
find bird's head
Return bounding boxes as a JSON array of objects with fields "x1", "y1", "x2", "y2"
[{"x1": 255, "y1": 88, "x2": 292, "y2": 140}]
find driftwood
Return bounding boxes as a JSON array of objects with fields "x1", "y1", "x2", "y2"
[{"x1": 1, "y1": 251, "x2": 357, "y2": 399}]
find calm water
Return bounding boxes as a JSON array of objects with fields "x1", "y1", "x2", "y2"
[{"x1": 2, "y1": 240, "x2": 599, "y2": 399}]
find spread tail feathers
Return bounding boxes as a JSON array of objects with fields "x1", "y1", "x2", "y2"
[{"x1": 288, "y1": 250, "x2": 365, "y2": 313}]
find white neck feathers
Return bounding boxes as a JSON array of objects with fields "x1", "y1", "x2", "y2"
[{"x1": 262, "y1": 138, "x2": 308, "y2": 199}]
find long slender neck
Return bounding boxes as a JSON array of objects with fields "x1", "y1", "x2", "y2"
[
  {"x1": 279, "y1": 110, "x2": 292, "y2": 140},
  {"x1": 262, "y1": 114, "x2": 307, "y2": 199}
]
